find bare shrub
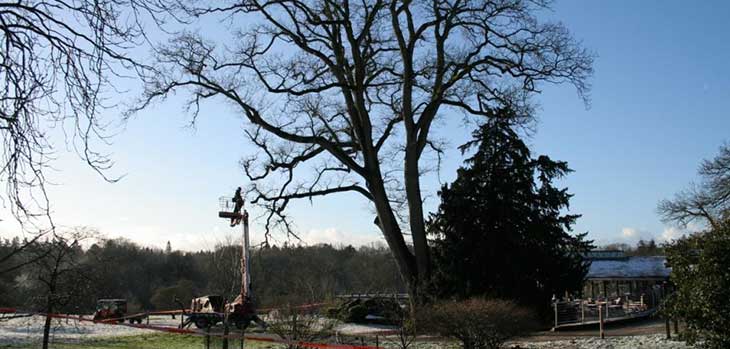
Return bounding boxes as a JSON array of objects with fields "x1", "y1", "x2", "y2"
[
  {"x1": 418, "y1": 298, "x2": 538, "y2": 349},
  {"x1": 267, "y1": 305, "x2": 339, "y2": 349},
  {"x1": 393, "y1": 312, "x2": 418, "y2": 349}
]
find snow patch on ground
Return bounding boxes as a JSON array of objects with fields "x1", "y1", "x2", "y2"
[
  {"x1": 508, "y1": 334, "x2": 695, "y2": 349},
  {"x1": 0, "y1": 315, "x2": 180, "y2": 346},
  {"x1": 0, "y1": 316, "x2": 697, "y2": 349},
  {"x1": 335, "y1": 322, "x2": 396, "y2": 335}
]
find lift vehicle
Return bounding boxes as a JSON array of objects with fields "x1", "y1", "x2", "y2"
[{"x1": 178, "y1": 193, "x2": 264, "y2": 330}]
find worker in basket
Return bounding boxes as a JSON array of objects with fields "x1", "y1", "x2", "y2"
[{"x1": 231, "y1": 187, "x2": 244, "y2": 227}]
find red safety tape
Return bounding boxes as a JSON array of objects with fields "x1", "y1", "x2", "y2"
[
  {"x1": 0, "y1": 308, "x2": 17, "y2": 313},
  {"x1": 147, "y1": 309, "x2": 187, "y2": 315},
  {"x1": 140, "y1": 302, "x2": 331, "y2": 318},
  {"x1": 258, "y1": 302, "x2": 329, "y2": 313},
  {"x1": 24, "y1": 312, "x2": 383, "y2": 349}
]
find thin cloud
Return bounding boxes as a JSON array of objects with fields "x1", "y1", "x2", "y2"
[{"x1": 298, "y1": 227, "x2": 383, "y2": 247}]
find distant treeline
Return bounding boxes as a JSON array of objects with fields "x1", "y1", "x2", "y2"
[
  {"x1": 599, "y1": 239, "x2": 665, "y2": 256},
  {"x1": 0, "y1": 236, "x2": 404, "y2": 313}
]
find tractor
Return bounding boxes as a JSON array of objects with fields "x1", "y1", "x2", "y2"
[{"x1": 92, "y1": 299, "x2": 146, "y2": 324}]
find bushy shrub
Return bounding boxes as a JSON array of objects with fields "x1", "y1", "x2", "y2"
[
  {"x1": 418, "y1": 298, "x2": 538, "y2": 349},
  {"x1": 325, "y1": 306, "x2": 340, "y2": 318},
  {"x1": 662, "y1": 224, "x2": 730, "y2": 349},
  {"x1": 344, "y1": 304, "x2": 368, "y2": 323},
  {"x1": 332, "y1": 297, "x2": 404, "y2": 324}
]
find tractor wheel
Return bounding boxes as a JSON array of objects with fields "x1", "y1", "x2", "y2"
[{"x1": 194, "y1": 318, "x2": 209, "y2": 329}]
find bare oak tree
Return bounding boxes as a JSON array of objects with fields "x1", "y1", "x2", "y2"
[
  {"x1": 135, "y1": 0, "x2": 593, "y2": 301},
  {"x1": 0, "y1": 0, "x2": 172, "y2": 229}
]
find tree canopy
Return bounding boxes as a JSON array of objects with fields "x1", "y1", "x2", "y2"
[
  {"x1": 0, "y1": 236, "x2": 404, "y2": 312},
  {"x1": 133, "y1": 0, "x2": 593, "y2": 301},
  {"x1": 427, "y1": 110, "x2": 592, "y2": 314}
]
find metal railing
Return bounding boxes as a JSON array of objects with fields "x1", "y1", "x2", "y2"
[
  {"x1": 219, "y1": 196, "x2": 239, "y2": 212},
  {"x1": 335, "y1": 293, "x2": 409, "y2": 300},
  {"x1": 553, "y1": 295, "x2": 655, "y2": 328}
]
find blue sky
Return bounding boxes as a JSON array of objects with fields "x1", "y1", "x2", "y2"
[{"x1": 1, "y1": 0, "x2": 729, "y2": 250}]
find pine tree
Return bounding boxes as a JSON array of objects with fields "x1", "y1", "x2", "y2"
[{"x1": 428, "y1": 109, "x2": 593, "y2": 315}]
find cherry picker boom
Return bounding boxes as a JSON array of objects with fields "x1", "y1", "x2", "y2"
[{"x1": 179, "y1": 192, "x2": 264, "y2": 330}]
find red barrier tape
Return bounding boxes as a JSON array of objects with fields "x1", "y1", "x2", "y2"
[
  {"x1": 12, "y1": 311, "x2": 383, "y2": 349},
  {"x1": 0, "y1": 308, "x2": 17, "y2": 313},
  {"x1": 258, "y1": 302, "x2": 329, "y2": 313},
  {"x1": 147, "y1": 309, "x2": 187, "y2": 315}
]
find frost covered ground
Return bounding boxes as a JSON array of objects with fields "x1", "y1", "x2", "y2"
[
  {"x1": 0, "y1": 314, "x2": 397, "y2": 346},
  {"x1": 0, "y1": 315, "x2": 179, "y2": 346},
  {"x1": 507, "y1": 334, "x2": 695, "y2": 349},
  {"x1": 0, "y1": 315, "x2": 697, "y2": 349}
]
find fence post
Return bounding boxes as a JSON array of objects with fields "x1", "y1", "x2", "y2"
[
  {"x1": 673, "y1": 319, "x2": 679, "y2": 335},
  {"x1": 205, "y1": 326, "x2": 211, "y2": 349},
  {"x1": 223, "y1": 321, "x2": 229, "y2": 349},
  {"x1": 222, "y1": 308, "x2": 229, "y2": 349},
  {"x1": 146, "y1": 312, "x2": 149, "y2": 325},
  {"x1": 581, "y1": 301, "x2": 585, "y2": 323},
  {"x1": 665, "y1": 316, "x2": 671, "y2": 339},
  {"x1": 553, "y1": 302, "x2": 558, "y2": 329},
  {"x1": 598, "y1": 304, "x2": 605, "y2": 339}
]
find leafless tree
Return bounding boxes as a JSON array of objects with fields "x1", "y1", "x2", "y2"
[
  {"x1": 268, "y1": 305, "x2": 339, "y2": 349},
  {"x1": 207, "y1": 236, "x2": 244, "y2": 299},
  {"x1": 134, "y1": 0, "x2": 593, "y2": 301},
  {"x1": 0, "y1": 0, "x2": 175, "y2": 229},
  {"x1": 20, "y1": 228, "x2": 97, "y2": 349},
  {"x1": 659, "y1": 143, "x2": 730, "y2": 230}
]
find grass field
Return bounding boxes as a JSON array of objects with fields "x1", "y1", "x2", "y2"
[{"x1": 0, "y1": 333, "x2": 285, "y2": 349}]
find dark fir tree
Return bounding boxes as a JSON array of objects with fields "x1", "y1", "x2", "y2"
[
  {"x1": 662, "y1": 224, "x2": 730, "y2": 348},
  {"x1": 428, "y1": 109, "x2": 592, "y2": 315}
]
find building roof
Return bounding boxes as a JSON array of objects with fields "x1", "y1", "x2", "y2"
[{"x1": 586, "y1": 256, "x2": 671, "y2": 280}]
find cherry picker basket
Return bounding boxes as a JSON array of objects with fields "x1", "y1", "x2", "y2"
[{"x1": 218, "y1": 196, "x2": 244, "y2": 219}]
